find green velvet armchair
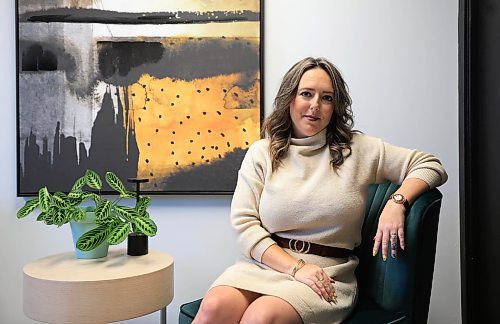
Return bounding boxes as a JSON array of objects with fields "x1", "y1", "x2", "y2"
[{"x1": 179, "y1": 183, "x2": 443, "y2": 323}]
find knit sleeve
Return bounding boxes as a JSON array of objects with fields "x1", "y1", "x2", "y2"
[
  {"x1": 230, "y1": 142, "x2": 275, "y2": 261},
  {"x1": 374, "y1": 139, "x2": 448, "y2": 188}
]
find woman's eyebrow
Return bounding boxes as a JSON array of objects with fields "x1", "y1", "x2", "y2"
[{"x1": 299, "y1": 87, "x2": 334, "y2": 94}]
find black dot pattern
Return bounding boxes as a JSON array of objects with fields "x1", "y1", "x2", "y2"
[{"x1": 131, "y1": 69, "x2": 260, "y2": 186}]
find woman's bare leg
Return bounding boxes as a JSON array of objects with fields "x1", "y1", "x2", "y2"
[
  {"x1": 240, "y1": 295, "x2": 303, "y2": 324},
  {"x1": 193, "y1": 286, "x2": 261, "y2": 324}
]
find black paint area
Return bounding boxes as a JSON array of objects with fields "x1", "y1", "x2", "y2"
[
  {"x1": 98, "y1": 41, "x2": 164, "y2": 80},
  {"x1": 22, "y1": 44, "x2": 57, "y2": 71},
  {"x1": 97, "y1": 38, "x2": 259, "y2": 86},
  {"x1": 18, "y1": 40, "x2": 94, "y2": 97},
  {"x1": 19, "y1": 8, "x2": 259, "y2": 25},
  {"x1": 157, "y1": 148, "x2": 247, "y2": 192}
]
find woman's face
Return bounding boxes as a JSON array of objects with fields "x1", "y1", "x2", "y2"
[{"x1": 290, "y1": 67, "x2": 334, "y2": 138}]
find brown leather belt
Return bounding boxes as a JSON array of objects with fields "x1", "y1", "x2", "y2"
[{"x1": 271, "y1": 234, "x2": 351, "y2": 258}]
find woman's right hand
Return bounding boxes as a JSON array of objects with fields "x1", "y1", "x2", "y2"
[{"x1": 294, "y1": 263, "x2": 336, "y2": 303}]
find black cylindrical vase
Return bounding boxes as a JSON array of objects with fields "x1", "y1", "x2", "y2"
[{"x1": 127, "y1": 233, "x2": 148, "y2": 256}]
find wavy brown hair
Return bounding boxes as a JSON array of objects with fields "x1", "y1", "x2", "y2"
[{"x1": 262, "y1": 57, "x2": 355, "y2": 172}]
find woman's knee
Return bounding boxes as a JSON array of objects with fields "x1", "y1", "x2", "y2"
[
  {"x1": 194, "y1": 286, "x2": 257, "y2": 324},
  {"x1": 195, "y1": 295, "x2": 224, "y2": 321},
  {"x1": 240, "y1": 296, "x2": 302, "y2": 324}
]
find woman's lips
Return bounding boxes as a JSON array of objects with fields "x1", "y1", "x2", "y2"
[{"x1": 303, "y1": 114, "x2": 320, "y2": 121}]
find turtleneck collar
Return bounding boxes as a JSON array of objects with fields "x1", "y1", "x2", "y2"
[{"x1": 290, "y1": 128, "x2": 327, "y2": 149}]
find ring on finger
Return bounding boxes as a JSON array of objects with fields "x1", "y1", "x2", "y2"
[{"x1": 391, "y1": 242, "x2": 397, "y2": 250}]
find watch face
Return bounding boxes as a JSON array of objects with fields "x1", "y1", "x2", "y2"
[{"x1": 393, "y1": 194, "x2": 404, "y2": 203}]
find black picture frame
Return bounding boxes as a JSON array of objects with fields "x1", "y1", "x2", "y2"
[{"x1": 16, "y1": 0, "x2": 264, "y2": 196}]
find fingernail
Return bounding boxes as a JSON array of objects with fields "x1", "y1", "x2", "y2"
[
  {"x1": 383, "y1": 256, "x2": 387, "y2": 261},
  {"x1": 372, "y1": 251, "x2": 377, "y2": 256}
]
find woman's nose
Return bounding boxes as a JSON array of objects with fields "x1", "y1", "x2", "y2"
[{"x1": 310, "y1": 95, "x2": 320, "y2": 110}]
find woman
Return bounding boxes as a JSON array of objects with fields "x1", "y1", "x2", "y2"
[{"x1": 193, "y1": 57, "x2": 447, "y2": 324}]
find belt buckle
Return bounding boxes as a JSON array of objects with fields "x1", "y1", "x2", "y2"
[{"x1": 288, "y1": 239, "x2": 311, "y2": 253}]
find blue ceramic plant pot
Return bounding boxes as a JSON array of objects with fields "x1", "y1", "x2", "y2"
[{"x1": 69, "y1": 207, "x2": 109, "y2": 259}]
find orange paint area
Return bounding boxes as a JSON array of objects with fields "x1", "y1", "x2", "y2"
[{"x1": 128, "y1": 72, "x2": 260, "y2": 185}]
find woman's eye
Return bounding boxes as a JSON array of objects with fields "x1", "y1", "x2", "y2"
[
  {"x1": 322, "y1": 95, "x2": 334, "y2": 102},
  {"x1": 299, "y1": 91, "x2": 312, "y2": 97}
]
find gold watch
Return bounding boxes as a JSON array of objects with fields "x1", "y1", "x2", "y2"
[{"x1": 389, "y1": 193, "x2": 410, "y2": 209}]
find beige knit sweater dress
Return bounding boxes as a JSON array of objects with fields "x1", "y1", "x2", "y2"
[{"x1": 211, "y1": 129, "x2": 448, "y2": 324}]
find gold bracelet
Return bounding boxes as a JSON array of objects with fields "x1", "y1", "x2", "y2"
[{"x1": 290, "y1": 259, "x2": 306, "y2": 277}]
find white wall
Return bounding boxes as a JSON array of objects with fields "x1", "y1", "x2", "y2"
[{"x1": 0, "y1": 1, "x2": 459, "y2": 323}]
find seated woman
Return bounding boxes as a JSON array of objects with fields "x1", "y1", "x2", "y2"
[{"x1": 193, "y1": 57, "x2": 448, "y2": 324}]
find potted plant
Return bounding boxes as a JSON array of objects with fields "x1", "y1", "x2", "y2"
[{"x1": 17, "y1": 169, "x2": 157, "y2": 258}]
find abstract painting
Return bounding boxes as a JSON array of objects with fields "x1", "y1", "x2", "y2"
[{"x1": 16, "y1": 0, "x2": 263, "y2": 195}]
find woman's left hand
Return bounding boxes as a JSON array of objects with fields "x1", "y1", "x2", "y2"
[
  {"x1": 294, "y1": 263, "x2": 336, "y2": 303},
  {"x1": 372, "y1": 201, "x2": 406, "y2": 260}
]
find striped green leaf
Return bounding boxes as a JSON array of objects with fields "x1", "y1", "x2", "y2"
[
  {"x1": 71, "y1": 176, "x2": 87, "y2": 192},
  {"x1": 67, "y1": 194, "x2": 85, "y2": 207},
  {"x1": 121, "y1": 190, "x2": 136, "y2": 199},
  {"x1": 36, "y1": 212, "x2": 46, "y2": 222},
  {"x1": 53, "y1": 191, "x2": 68, "y2": 200},
  {"x1": 85, "y1": 169, "x2": 102, "y2": 190},
  {"x1": 135, "y1": 196, "x2": 151, "y2": 216},
  {"x1": 67, "y1": 208, "x2": 85, "y2": 222},
  {"x1": 38, "y1": 187, "x2": 51, "y2": 212},
  {"x1": 76, "y1": 225, "x2": 111, "y2": 251},
  {"x1": 52, "y1": 192, "x2": 69, "y2": 209},
  {"x1": 96, "y1": 216, "x2": 115, "y2": 226},
  {"x1": 107, "y1": 222, "x2": 131, "y2": 245},
  {"x1": 17, "y1": 199, "x2": 39, "y2": 219},
  {"x1": 82, "y1": 192, "x2": 100, "y2": 204},
  {"x1": 43, "y1": 207, "x2": 56, "y2": 225},
  {"x1": 53, "y1": 209, "x2": 67, "y2": 227},
  {"x1": 68, "y1": 191, "x2": 82, "y2": 199},
  {"x1": 45, "y1": 205, "x2": 56, "y2": 217},
  {"x1": 105, "y1": 172, "x2": 128, "y2": 196},
  {"x1": 134, "y1": 217, "x2": 157, "y2": 237},
  {"x1": 95, "y1": 199, "x2": 112, "y2": 220},
  {"x1": 114, "y1": 205, "x2": 139, "y2": 222}
]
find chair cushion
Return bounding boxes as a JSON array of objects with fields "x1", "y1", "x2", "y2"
[
  {"x1": 179, "y1": 299, "x2": 202, "y2": 323},
  {"x1": 343, "y1": 297, "x2": 407, "y2": 323}
]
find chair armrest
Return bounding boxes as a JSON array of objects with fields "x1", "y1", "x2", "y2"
[{"x1": 354, "y1": 184, "x2": 442, "y2": 323}]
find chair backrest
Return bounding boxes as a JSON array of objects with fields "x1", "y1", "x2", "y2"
[{"x1": 354, "y1": 183, "x2": 443, "y2": 323}]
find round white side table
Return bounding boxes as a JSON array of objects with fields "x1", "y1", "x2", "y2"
[{"x1": 23, "y1": 249, "x2": 174, "y2": 324}]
